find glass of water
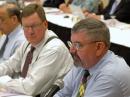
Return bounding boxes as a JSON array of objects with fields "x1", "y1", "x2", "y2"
[{"x1": 110, "y1": 15, "x2": 116, "y2": 27}]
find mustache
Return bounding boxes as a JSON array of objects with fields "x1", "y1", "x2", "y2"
[{"x1": 71, "y1": 52, "x2": 83, "y2": 67}]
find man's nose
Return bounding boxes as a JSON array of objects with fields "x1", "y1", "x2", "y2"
[{"x1": 69, "y1": 46, "x2": 77, "y2": 54}]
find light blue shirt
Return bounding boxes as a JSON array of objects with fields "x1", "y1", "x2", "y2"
[
  {"x1": 0, "y1": 25, "x2": 26, "y2": 63},
  {"x1": 71, "y1": 0, "x2": 100, "y2": 13},
  {"x1": 109, "y1": 0, "x2": 121, "y2": 14},
  {"x1": 54, "y1": 50, "x2": 130, "y2": 97}
]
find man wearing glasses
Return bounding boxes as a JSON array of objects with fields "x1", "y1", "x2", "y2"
[
  {"x1": 0, "y1": 2, "x2": 26, "y2": 63},
  {"x1": 0, "y1": 3, "x2": 73, "y2": 97},
  {"x1": 54, "y1": 18, "x2": 130, "y2": 97}
]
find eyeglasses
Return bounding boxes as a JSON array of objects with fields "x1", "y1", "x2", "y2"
[
  {"x1": 22, "y1": 22, "x2": 43, "y2": 31},
  {"x1": 67, "y1": 41, "x2": 100, "y2": 50}
]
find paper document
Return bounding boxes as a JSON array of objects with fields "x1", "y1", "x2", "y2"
[
  {"x1": 0, "y1": 89, "x2": 32, "y2": 97},
  {"x1": 0, "y1": 76, "x2": 32, "y2": 97}
]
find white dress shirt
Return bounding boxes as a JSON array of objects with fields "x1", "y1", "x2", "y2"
[{"x1": 0, "y1": 30, "x2": 73, "y2": 96}]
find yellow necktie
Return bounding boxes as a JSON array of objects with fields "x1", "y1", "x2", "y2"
[{"x1": 76, "y1": 70, "x2": 89, "y2": 97}]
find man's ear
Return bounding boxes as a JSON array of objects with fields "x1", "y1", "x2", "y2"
[
  {"x1": 11, "y1": 15, "x2": 18, "y2": 24},
  {"x1": 96, "y1": 42, "x2": 106, "y2": 56},
  {"x1": 43, "y1": 20, "x2": 48, "y2": 28}
]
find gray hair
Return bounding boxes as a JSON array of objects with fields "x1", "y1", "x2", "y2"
[
  {"x1": 0, "y1": 2, "x2": 21, "y2": 22},
  {"x1": 71, "y1": 18, "x2": 110, "y2": 48}
]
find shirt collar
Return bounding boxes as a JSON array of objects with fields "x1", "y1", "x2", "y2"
[
  {"x1": 88, "y1": 50, "x2": 112, "y2": 76},
  {"x1": 33, "y1": 29, "x2": 57, "y2": 49},
  {"x1": 8, "y1": 24, "x2": 22, "y2": 40}
]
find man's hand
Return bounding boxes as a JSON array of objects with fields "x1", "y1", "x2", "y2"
[{"x1": 84, "y1": 12, "x2": 102, "y2": 20}]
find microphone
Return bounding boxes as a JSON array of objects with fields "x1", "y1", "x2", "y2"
[{"x1": 44, "y1": 79, "x2": 64, "y2": 97}]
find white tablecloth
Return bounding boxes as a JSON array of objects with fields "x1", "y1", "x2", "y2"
[
  {"x1": 0, "y1": 1, "x2": 6, "y2": 5},
  {"x1": 44, "y1": 7, "x2": 74, "y2": 28},
  {"x1": 44, "y1": 7, "x2": 130, "y2": 48},
  {"x1": 109, "y1": 27, "x2": 130, "y2": 47}
]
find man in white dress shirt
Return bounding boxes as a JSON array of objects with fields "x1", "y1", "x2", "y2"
[{"x1": 0, "y1": 3, "x2": 73, "y2": 97}]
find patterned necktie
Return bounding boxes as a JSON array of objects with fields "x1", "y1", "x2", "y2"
[
  {"x1": 76, "y1": 70, "x2": 90, "y2": 97},
  {"x1": 21, "y1": 46, "x2": 35, "y2": 78},
  {"x1": 0, "y1": 36, "x2": 8, "y2": 57}
]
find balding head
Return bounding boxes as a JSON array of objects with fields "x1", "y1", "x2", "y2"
[{"x1": 0, "y1": 2, "x2": 21, "y2": 34}]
